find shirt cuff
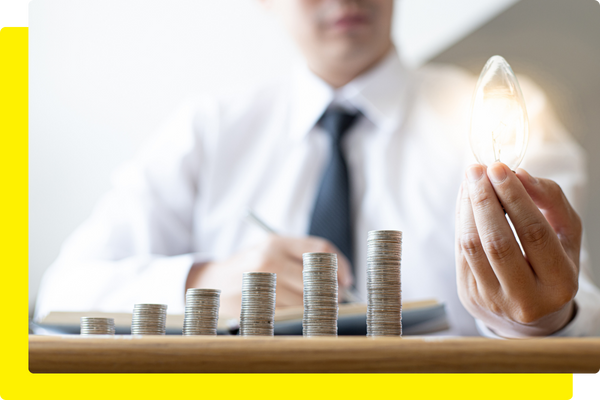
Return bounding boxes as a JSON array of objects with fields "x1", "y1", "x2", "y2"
[
  {"x1": 475, "y1": 303, "x2": 580, "y2": 339},
  {"x1": 138, "y1": 252, "x2": 211, "y2": 315},
  {"x1": 477, "y1": 287, "x2": 600, "y2": 338}
]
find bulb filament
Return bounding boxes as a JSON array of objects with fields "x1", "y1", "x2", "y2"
[{"x1": 491, "y1": 121, "x2": 506, "y2": 163}]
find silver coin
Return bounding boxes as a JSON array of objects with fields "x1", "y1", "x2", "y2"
[
  {"x1": 366, "y1": 230, "x2": 403, "y2": 337},
  {"x1": 131, "y1": 303, "x2": 168, "y2": 335},
  {"x1": 183, "y1": 289, "x2": 221, "y2": 336},
  {"x1": 80, "y1": 317, "x2": 116, "y2": 336},
  {"x1": 239, "y1": 272, "x2": 277, "y2": 336},
  {"x1": 302, "y1": 252, "x2": 339, "y2": 337}
]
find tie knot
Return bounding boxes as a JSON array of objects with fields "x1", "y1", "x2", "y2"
[{"x1": 319, "y1": 108, "x2": 360, "y2": 141}]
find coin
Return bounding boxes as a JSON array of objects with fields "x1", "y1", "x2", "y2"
[
  {"x1": 367, "y1": 230, "x2": 402, "y2": 337},
  {"x1": 183, "y1": 288, "x2": 221, "y2": 336},
  {"x1": 239, "y1": 272, "x2": 277, "y2": 336},
  {"x1": 80, "y1": 317, "x2": 115, "y2": 335},
  {"x1": 131, "y1": 303, "x2": 167, "y2": 335},
  {"x1": 302, "y1": 252, "x2": 338, "y2": 337}
]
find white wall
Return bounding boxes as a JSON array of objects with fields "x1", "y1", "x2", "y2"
[
  {"x1": 29, "y1": 0, "x2": 297, "y2": 315},
  {"x1": 29, "y1": 0, "x2": 520, "y2": 314}
]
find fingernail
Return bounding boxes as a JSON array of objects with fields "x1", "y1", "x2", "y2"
[
  {"x1": 344, "y1": 276, "x2": 353, "y2": 288},
  {"x1": 527, "y1": 171, "x2": 538, "y2": 184},
  {"x1": 488, "y1": 163, "x2": 508, "y2": 183},
  {"x1": 466, "y1": 165, "x2": 484, "y2": 183}
]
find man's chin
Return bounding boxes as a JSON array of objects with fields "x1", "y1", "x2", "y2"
[{"x1": 320, "y1": 37, "x2": 383, "y2": 59}]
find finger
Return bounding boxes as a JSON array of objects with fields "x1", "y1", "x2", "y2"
[
  {"x1": 515, "y1": 169, "x2": 582, "y2": 260},
  {"x1": 455, "y1": 181, "x2": 463, "y2": 259},
  {"x1": 455, "y1": 185, "x2": 506, "y2": 320},
  {"x1": 455, "y1": 182, "x2": 471, "y2": 286},
  {"x1": 459, "y1": 180, "x2": 501, "y2": 293},
  {"x1": 277, "y1": 257, "x2": 305, "y2": 295},
  {"x1": 281, "y1": 236, "x2": 354, "y2": 288},
  {"x1": 310, "y1": 238, "x2": 353, "y2": 289},
  {"x1": 455, "y1": 182, "x2": 474, "y2": 294},
  {"x1": 454, "y1": 190, "x2": 483, "y2": 317},
  {"x1": 334, "y1": 251, "x2": 353, "y2": 289},
  {"x1": 255, "y1": 236, "x2": 304, "y2": 293},
  {"x1": 487, "y1": 162, "x2": 572, "y2": 282},
  {"x1": 274, "y1": 277, "x2": 304, "y2": 307},
  {"x1": 466, "y1": 164, "x2": 534, "y2": 290}
]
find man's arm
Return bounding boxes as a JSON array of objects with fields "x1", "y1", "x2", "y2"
[
  {"x1": 34, "y1": 99, "x2": 210, "y2": 320},
  {"x1": 35, "y1": 97, "x2": 353, "y2": 321},
  {"x1": 186, "y1": 235, "x2": 353, "y2": 318}
]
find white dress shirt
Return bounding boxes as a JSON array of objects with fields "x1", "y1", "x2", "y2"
[{"x1": 35, "y1": 49, "x2": 600, "y2": 336}]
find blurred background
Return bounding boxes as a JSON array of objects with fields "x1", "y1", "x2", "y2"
[{"x1": 29, "y1": 0, "x2": 600, "y2": 316}]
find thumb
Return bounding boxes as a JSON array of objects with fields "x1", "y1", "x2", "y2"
[
  {"x1": 282, "y1": 236, "x2": 354, "y2": 288},
  {"x1": 334, "y1": 250, "x2": 354, "y2": 289},
  {"x1": 305, "y1": 236, "x2": 354, "y2": 288}
]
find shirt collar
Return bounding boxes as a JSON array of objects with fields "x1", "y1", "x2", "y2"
[{"x1": 289, "y1": 47, "x2": 409, "y2": 141}]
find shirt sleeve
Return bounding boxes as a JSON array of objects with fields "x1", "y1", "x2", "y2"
[
  {"x1": 476, "y1": 258, "x2": 600, "y2": 338},
  {"x1": 34, "y1": 97, "x2": 217, "y2": 321},
  {"x1": 476, "y1": 77, "x2": 600, "y2": 338}
]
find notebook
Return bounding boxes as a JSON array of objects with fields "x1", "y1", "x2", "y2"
[{"x1": 33, "y1": 299, "x2": 448, "y2": 335}]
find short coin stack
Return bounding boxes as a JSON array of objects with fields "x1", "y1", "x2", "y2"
[
  {"x1": 302, "y1": 252, "x2": 338, "y2": 337},
  {"x1": 183, "y1": 288, "x2": 221, "y2": 336},
  {"x1": 131, "y1": 304, "x2": 168, "y2": 335},
  {"x1": 367, "y1": 230, "x2": 402, "y2": 336},
  {"x1": 239, "y1": 272, "x2": 277, "y2": 336},
  {"x1": 80, "y1": 317, "x2": 115, "y2": 335}
]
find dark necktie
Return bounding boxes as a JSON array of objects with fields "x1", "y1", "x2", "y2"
[{"x1": 308, "y1": 108, "x2": 360, "y2": 273}]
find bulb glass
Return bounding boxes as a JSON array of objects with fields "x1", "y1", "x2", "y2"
[{"x1": 469, "y1": 55, "x2": 529, "y2": 170}]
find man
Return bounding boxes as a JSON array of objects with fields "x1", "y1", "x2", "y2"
[{"x1": 36, "y1": 0, "x2": 600, "y2": 337}]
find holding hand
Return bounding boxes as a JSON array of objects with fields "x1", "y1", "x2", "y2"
[
  {"x1": 455, "y1": 162, "x2": 582, "y2": 337},
  {"x1": 186, "y1": 236, "x2": 353, "y2": 318}
]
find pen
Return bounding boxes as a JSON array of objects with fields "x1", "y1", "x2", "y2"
[
  {"x1": 245, "y1": 208, "x2": 277, "y2": 235},
  {"x1": 245, "y1": 207, "x2": 362, "y2": 303}
]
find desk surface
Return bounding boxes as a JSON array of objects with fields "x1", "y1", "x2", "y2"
[{"x1": 29, "y1": 335, "x2": 600, "y2": 373}]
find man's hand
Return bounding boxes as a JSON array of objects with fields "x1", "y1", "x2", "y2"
[
  {"x1": 186, "y1": 235, "x2": 353, "y2": 318},
  {"x1": 455, "y1": 162, "x2": 582, "y2": 337}
]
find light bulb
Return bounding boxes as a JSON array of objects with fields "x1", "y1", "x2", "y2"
[{"x1": 469, "y1": 55, "x2": 529, "y2": 170}]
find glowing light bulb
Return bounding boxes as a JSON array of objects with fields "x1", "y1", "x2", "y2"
[{"x1": 469, "y1": 55, "x2": 529, "y2": 170}]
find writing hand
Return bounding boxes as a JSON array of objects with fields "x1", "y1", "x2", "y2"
[{"x1": 186, "y1": 235, "x2": 353, "y2": 318}]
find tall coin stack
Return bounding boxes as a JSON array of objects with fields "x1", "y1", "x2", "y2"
[
  {"x1": 183, "y1": 288, "x2": 221, "y2": 336},
  {"x1": 367, "y1": 230, "x2": 402, "y2": 336},
  {"x1": 80, "y1": 317, "x2": 115, "y2": 335},
  {"x1": 131, "y1": 304, "x2": 168, "y2": 335},
  {"x1": 239, "y1": 272, "x2": 277, "y2": 336},
  {"x1": 302, "y1": 252, "x2": 338, "y2": 337}
]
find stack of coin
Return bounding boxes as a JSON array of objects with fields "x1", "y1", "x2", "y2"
[
  {"x1": 239, "y1": 272, "x2": 277, "y2": 336},
  {"x1": 302, "y1": 252, "x2": 338, "y2": 337},
  {"x1": 131, "y1": 304, "x2": 167, "y2": 335},
  {"x1": 80, "y1": 317, "x2": 115, "y2": 335},
  {"x1": 367, "y1": 230, "x2": 402, "y2": 336},
  {"x1": 183, "y1": 288, "x2": 221, "y2": 336}
]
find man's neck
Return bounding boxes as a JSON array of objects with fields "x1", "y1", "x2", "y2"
[{"x1": 307, "y1": 42, "x2": 394, "y2": 89}]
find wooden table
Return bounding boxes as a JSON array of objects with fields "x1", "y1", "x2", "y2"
[{"x1": 29, "y1": 335, "x2": 600, "y2": 373}]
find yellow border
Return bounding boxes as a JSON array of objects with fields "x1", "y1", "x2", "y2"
[{"x1": 0, "y1": 26, "x2": 573, "y2": 400}]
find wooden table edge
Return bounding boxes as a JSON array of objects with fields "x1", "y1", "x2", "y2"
[{"x1": 29, "y1": 335, "x2": 600, "y2": 374}]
